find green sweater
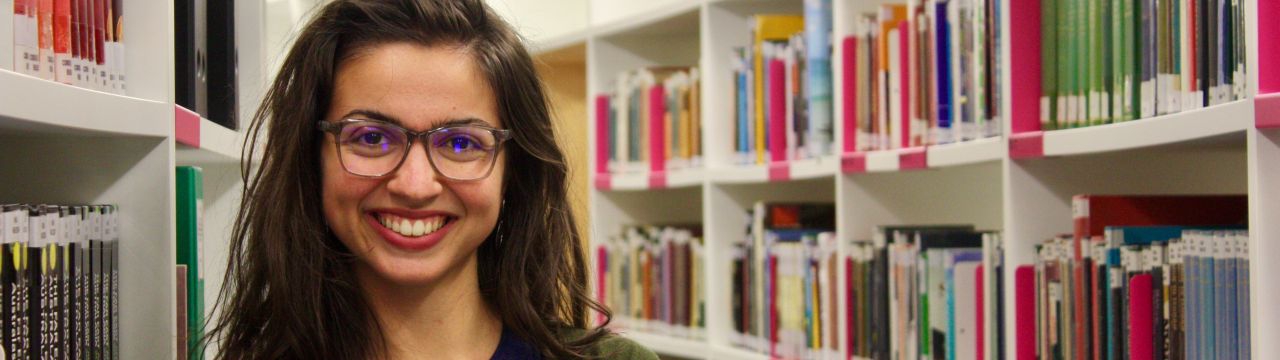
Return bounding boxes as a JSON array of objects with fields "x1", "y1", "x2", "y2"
[{"x1": 559, "y1": 329, "x2": 659, "y2": 360}]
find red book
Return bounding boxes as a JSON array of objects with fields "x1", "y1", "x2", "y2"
[
  {"x1": 842, "y1": 36, "x2": 858, "y2": 153},
  {"x1": 53, "y1": 0, "x2": 71, "y2": 83},
  {"x1": 845, "y1": 257, "x2": 855, "y2": 359},
  {"x1": 769, "y1": 253, "x2": 779, "y2": 357},
  {"x1": 976, "y1": 264, "x2": 985, "y2": 360},
  {"x1": 1015, "y1": 266, "x2": 1036, "y2": 360},
  {"x1": 768, "y1": 59, "x2": 787, "y2": 163},
  {"x1": 1128, "y1": 274, "x2": 1154, "y2": 360},
  {"x1": 595, "y1": 95, "x2": 610, "y2": 174}
]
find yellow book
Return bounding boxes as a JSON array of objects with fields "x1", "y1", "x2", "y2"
[{"x1": 752, "y1": 15, "x2": 804, "y2": 164}]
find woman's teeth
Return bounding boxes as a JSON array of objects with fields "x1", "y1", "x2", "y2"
[{"x1": 378, "y1": 214, "x2": 448, "y2": 237}]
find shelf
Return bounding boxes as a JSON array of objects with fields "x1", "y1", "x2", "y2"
[
  {"x1": 1258, "y1": 93, "x2": 1280, "y2": 129},
  {"x1": 928, "y1": 137, "x2": 1005, "y2": 168},
  {"x1": 709, "y1": 156, "x2": 838, "y2": 184},
  {"x1": 707, "y1": 345, "x2": 770, "y2": 360},
  {"x1": 0, "y1": 70, "x2": 169, "y2": 138},
  {"x1": 592, "y1": 1, "x2": 701, "y2": 39},
  {"x1": 175, "y1": 105, "x2": 244, "y2": 165},
  {"x1": 1010, "y1": 100, "x2": 1253, "y2": 159},
  {"x1": 620, "y1": 331, "x2": 711, "y2": 359},
  {"x1": 596, "y1": 167, "x2": 705, "y2": 191}
]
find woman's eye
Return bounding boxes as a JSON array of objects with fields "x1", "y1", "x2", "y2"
[
  {"x1": 345, "y1": 127, "x2": 394, "y2": 146},
  {"x1": 445, "y1": 136, "x2": 478, "y2": 152}
]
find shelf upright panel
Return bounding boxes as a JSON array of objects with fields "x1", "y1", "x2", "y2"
[
  {"x1": 1250, "y1": 0, "x2": 1280, "y2": 356},
  {"x1": 1248, "y1": 128, "x2": 1279, "y2": 359}
]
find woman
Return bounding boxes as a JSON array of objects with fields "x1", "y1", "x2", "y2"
[{"x1": 207, "y1": 1, "x2": 655, "y2": 359}]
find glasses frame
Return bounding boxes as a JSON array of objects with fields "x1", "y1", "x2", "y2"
[{"x1": 317, "y1": 118, "x2": 513, "y2": 181}]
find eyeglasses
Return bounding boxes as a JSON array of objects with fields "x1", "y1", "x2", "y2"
[{"x1": 317, "y1": 119, "x2": 512, "y2": 181}]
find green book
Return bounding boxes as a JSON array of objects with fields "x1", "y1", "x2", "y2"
[
  {"x1": 1059, "y1": 0, "x2": 1070, "y2": 126},
  {"x1": 1043, "y1": 0, "x2": 1058, "y2": 130},
  {"x1": 176, "y1": 166, "x2": 205, "y2": 360}
]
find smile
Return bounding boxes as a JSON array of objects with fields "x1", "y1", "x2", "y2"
[{"x1": 375, "y1": 213, "x2": 453, "y2": 237}]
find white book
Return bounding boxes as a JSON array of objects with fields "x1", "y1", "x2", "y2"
[
  {"x1": 15, "y1": 4, "x2": 36, "y2": 75},
  {"x1": 612, "y1": 71, "x2": 630, "y2": 172},
  {"x1": 954, "y1": 261, "x2": 980, "y2": 360},
  {"x1": 0, "y1": 1, "x2": 12, "y2": 71}
]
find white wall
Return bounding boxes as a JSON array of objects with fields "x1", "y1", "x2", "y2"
[{"x1": 485, "y1": 0, "x2": 589, "y2": 45}]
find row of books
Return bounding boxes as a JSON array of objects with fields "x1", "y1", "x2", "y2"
[
  {"x1": 10, "y1": 0, "x2": 126, "y2": 93},
  {"x1": 596, "y1": 67, "x2": 703, "y2": 174},
  {"x1": 1038, "y1": 0, "x2": 1247, "y2": 130},
  {"x1": 595, "y1": 225, "x2": 706, "y2": 340},
  {"x1": 730, "y1": 202, "x2": 839, "y2": 359},
  {"x1": 843, "y1": 0, "x2": 1004, "y2": 153},
  {"x1": 1020, "y1": 194, "x2": 1250, "y2": 360},
  {"x1": 846, "y1": 226, "x2": 1005, "y2": 360},
  {"x1": 1, "y1": 204, "x2": 120, "y2": 359},
  {"x1": 730, "y1": 2, "x2": 835, "y2": 166},
  {"x1": 1029, "y1": 228, "x2": 1249, "y2": 360}
]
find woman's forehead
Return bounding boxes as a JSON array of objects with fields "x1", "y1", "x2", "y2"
[{"x1": 329, "y1": 43, "x2": 500, "y2": 130}]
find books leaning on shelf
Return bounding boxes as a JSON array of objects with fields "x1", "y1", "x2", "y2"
[
  {"x1": 845, "y1": 225, "x2": 1005, "y2": 360},
  {"x1": 843, "y1": 0, "x2": 1003, "y2": 153},
  {"x1": 596, "y1": 225, "x2": 706, "y2": 340},
  {"x1": 595, "y1": 67, "x2": 702, "y2": 175},
  {"x1": 1, "y1": 204, "x2": 120, "y2": 359},
  {"x1": 731, "y1": 8, "x2": 836, "y2": 166},
  {"x1": 1027, "y1": 227, "x2": 1250, "y2": 360},
  {"x1": 11, "y1": 0, "x2": 127, "y2": 94},
  {"x1": 732, "y1": 202, "x2": 838, "y2": 359},
  {"x1": 1037, "y1": 0, "x2": 1247, "y2": 130}
]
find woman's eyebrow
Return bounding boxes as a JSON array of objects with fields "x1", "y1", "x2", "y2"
[{"x1": 341, "y1": 109, "x2": 494, "y2": 129}]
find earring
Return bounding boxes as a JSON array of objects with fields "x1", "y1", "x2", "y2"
[{"x1": 495, "y1": 199, "x2": 506, "y2": 245}]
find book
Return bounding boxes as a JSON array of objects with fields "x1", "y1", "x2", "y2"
[
  {"x1": 177, "y1": 166, "x2": 206, "y2": 360},
  {"x1": 175, "y1": 0, "x2": 209, "y2": 117},
  {"x1": 206, "y1": 0, "x2": 237, "y2": 129}
]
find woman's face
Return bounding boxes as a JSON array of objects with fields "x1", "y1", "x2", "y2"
[{"x1": 321, "y1": 42, "x2": 504, "y2": 285}]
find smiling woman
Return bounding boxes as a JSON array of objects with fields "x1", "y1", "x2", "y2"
[{"x1": 205, "y1": 1, "x2": 656, "y2": 359}]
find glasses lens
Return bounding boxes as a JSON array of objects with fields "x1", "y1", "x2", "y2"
[
  {"x1": 337, "y1": 122, "x2": 408, "y2": 176},
  {"x1": 428, "y1": 126, "x2": 499, "y2": 180}
]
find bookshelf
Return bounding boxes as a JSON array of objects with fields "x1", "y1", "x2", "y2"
[
  {"x1": 0, "y1": 0, "x2": 265, "y2": 358},
  {"x1": 560, "y1": 0, "x2": 1280, "y2": 358}
]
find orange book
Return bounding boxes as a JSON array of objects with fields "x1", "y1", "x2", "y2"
[{"x1": 53, "y1": 0, "x2": 72, "y2": 83}]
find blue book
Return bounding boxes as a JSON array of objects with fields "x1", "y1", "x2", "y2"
[
  {"x1": 804, "y1": 0, "x2": 833, "y2": 155},
  {"x1": 935, "y1": 0, "x2": 953, "y2": 134},
  {"x1": 1202, "y1": 235, "x2": 1216, "y2": 359},
  {"x1": 943, "y1": 249, "x2": 981, "y2": 360},
  {"x1": 1185, "y1": 243, "x2": 1198, "y2": 360},
  {"x1": 737, "y1": 52, "x2": 750, "y2": 160},
  {"x1": 1223, "y1": 235, "x2": 1238, "y2": 360},
  {"x1": 1237, "y1": 233, "x2": 1250, "y2": 360}
]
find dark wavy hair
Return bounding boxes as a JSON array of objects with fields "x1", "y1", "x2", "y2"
[{"x1": 206, "y1": 0, "x2": 611, "y2": 358}]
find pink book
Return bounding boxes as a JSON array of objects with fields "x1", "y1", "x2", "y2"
[
  {"x1": 842, "y1": 36, "x2": 858, "y2": 153},
  {"x1": 1128, "y1": 274, "x2": 1154, "y2": 360},
  {"x1": 976, "y1": 264, "x2": 985, "y2": 360},
  {"x1": 595, "y1": 246, "x2": 607, "y2": 325},
  {"x1": 1015, "y1": 266, "x2": 1036, "y2": 360},
  {"x1": 898, "y1": 20, "x2": 910, "y2": 148},
  {"x1": 595, "y1": 95, "x2": 610, "y2": 174},
  {"x1": 648, "y1": 85, "x2": 666, "y2": 173},
  {"x1": 769, "y1": 59, "x2": 787, "y2": 163}
]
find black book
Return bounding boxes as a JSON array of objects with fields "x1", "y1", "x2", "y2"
[
  {"x1": 2, "y1": 205, "x2": 31, "y2": 359},
  {"x1": 206, "y1": 0, "x2": 238, "y2": 129},
  {"x1": 26, "y1": 206, "x2": 50, "y2": 359},
  {"x1": 175, "y1": 0, "x2": 209, "y2": 117}
]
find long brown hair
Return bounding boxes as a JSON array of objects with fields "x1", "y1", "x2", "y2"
[{"x1": 207, "y1": 0, "x2": 611, "y2": 358}]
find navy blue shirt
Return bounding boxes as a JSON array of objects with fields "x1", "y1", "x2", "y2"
[{"x1": 490, "y1": 329, "x2": 540, "y2": 360}]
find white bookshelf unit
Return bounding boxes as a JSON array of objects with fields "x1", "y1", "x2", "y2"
[
  {"x1": 0, "y1": 0, "x2": 265, "y2": 357},
  {"x1": 562, "y1": 0, "x2": 1280, "y2": 358}
]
